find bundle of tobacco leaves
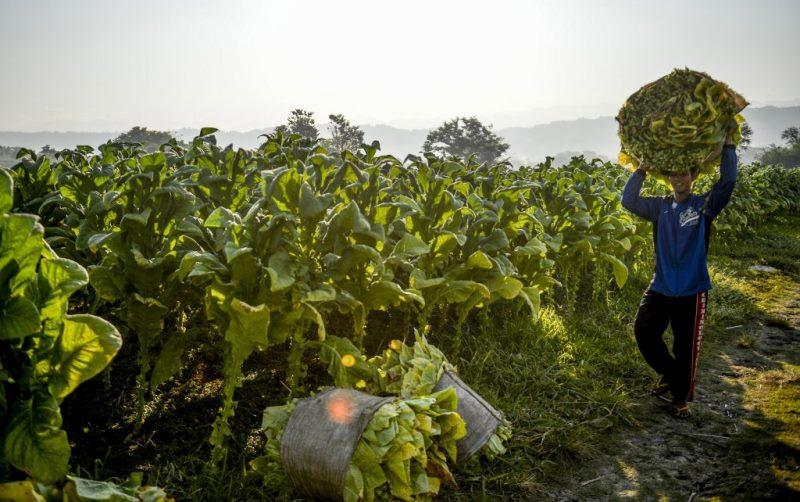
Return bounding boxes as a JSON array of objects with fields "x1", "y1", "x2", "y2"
[
  {"x1": 367, "y1": 333, "x2": 512, "y2": 462},
  {"x1": 315, "y1": 333, "x2": 513, "y2": 465},
  {"x1": 617, "y1": 67, "x2": 747, "y2": 179},
  {"x1": 253, "y1": 388, "x2": 466, "y2": 501}
]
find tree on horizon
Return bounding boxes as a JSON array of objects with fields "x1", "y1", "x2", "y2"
[
  {"x1": 274, "y1": 109, "x2": 319, "y2": 142},
  {"x1": 758, "y1": 125, "x2": 800, "y2": 168},
  {"x1": 327, "y1": 113, "x2": 365, "y2": 153},
  {"x1": 113, "y1": 126, "x2": 178, "y2": 152},
  {"x1": 422, "y1": 116, "x2": 509, "y2": 164}
]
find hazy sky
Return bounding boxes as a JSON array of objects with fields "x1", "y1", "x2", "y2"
[{"x1": 1, "y1": 0, "x2": 798, "y2": 131}]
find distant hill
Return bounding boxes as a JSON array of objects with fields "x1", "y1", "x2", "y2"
[
  {"x1": 736, "y1": 106, "x2": 800, "y2": 146},
  {"x1": 173, "y1": 128, "x2": 273, "y2": 147},
  {"x1": 496, "y1": 106, "x2": 800, "y2": 164},
  {"x1": 499, "y1": 117, "x2": 618, "y2": 164},
  {"x1": 1, "y1": 106, "x2": 798, "y2": 166},
  {"x1": 358, "y1": 125, "x2": 430, "y2": 159}
]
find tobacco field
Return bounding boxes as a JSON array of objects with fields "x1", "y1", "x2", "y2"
[{"x1": 1, "y1": 130, "x2": 799, "y2": 500}]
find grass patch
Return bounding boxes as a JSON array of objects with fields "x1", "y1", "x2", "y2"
[
  {"x1": 739, "y1": 362, "x2": 800, "y2": 492},
  {"x1": 736, "y1": 334, "x2": 757, "y2": 348},
  {"x1": 423, "y1": 272, "x2": 654, "y2": 499}
]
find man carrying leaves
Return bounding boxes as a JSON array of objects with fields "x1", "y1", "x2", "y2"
[{"x1": 621, "y1": 123, "x2": 738, "y2": 418}]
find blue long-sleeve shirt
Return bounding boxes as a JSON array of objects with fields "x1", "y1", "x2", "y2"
[{"x1": 621, "y1": 145, "x2": 737, "y2": 297}]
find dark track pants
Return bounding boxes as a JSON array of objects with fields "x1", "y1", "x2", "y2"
[{"x1": 633, "y1": 289, "x2": 708, "y2": 403}]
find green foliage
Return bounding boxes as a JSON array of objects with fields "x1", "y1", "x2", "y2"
[
  {"x1": 328, "y1": 113, "x2": 366, "y2": 153},
  {"x1": 113, "y1": 127, "x2": 180, "y2": 152},
  {"x1": 0, "y1": 472, "x2": 172, "y2": 501},
  {"x1": 0, "y1": 170, "x2": 121, "y2": 483},
  {"x1": 757, "y1": 125, "x2": 800, "y2": 168},
  {"x1": 273, "y1": 109, "x2": 319, "y2": 142},
  {"x1": 422, "y1": 117, "x2": 509, "y2": 164},
  {"x1": 617, "y1": 68, "x2": 748, "y2": 178},
  {"x1": 781, "y1": 126, "x2": 800, "y2": 147},
  {"x1": 364, "y1": 332, "x2": 454, "y2": 398},
  {"x1": 738, "y1": 122, "x2": 753, "y2": 154},
  {"x1": 693, "y1": 162, "x2": 800, "y2": 234},
  {"x1": 4, "y1": 125, "x2": 799, "y2": 497}
]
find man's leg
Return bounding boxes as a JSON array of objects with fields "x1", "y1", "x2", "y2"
[
  {"x1": 634, "y1": 289, "x2": 675, "y2": 384},
  {"x1": 670, "y1": 291, "x2": 708, "y2": 404}
]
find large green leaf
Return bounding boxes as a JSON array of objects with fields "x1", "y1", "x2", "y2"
[
  {"x1": 602, "y1": 253, "x2": 629, "y2": 288},
  {"x1": 178, "y1": 251, "x2": 226, "y2": 281},
  {"x1": 478, "y1": 229, "x2": 509, "y2": 253},
  {"x1": 327, "y1": 244, "x2": 384, "y2": 280},
  {"x1": 0, "y1": 169, "x2": 12, "y2": 212},
  {"x1": 64, "y1": 476, "x2": 137, "y2": 501},
  {"x1": 37, "y1": 258, "x2": 89, "y2": 337},
  {"x1": 302, "y1": 284, "x2": 336, "y2": 303},
  {"x1": 85, "y1": 232, "x2": 116, "y2": 253},
  {"x1": 485, "y1": 276, "x2": 524, "y2": 300},
  {"x1": 299, "y1": 182, "x2": 327, "y2": 219},
  {"x1": 120, "y1": 208, "x2": 152, "y2": 227},
  {"x1": 518, "y1": 286, "x2": 542, "y2": 321},
  {"x1": 466, "y1": 250, "x2": 493, "y2": 270},
  {"x1": 204, "y1": 207, "x2": 240, "y2": 229},
  {"x1": 0, "y1": 480, "x2": 42, "y2": 501},
  {"x1": 0, "y1": 296, "x2": 40, "y2": 340},
  {"x1": 390, "y1": 233, "x2": 430, "y2": 260},
  {"x1": 150, "y1": 334, "x2": 188, "y2": 392},
  {"x1": 409, "y1": 269, "x2": 445, "y2": 289},
  {"x1": 126, "y1": 294, "x2": 169, "y2": 340},
  {"x1": 431, "y1": 232, "x2": 466, "y2": 257},
  {"x1": 2, "y1": 390, "x2": 70, "y2": 483},
  {"x1": 343, "y1": 464, "x2": 364, "y2": 502},
  {"x1": 299, "y1": 302, "x2": 326, "y2": 341},
  {"x1": 225, "y1": 298, "x2": 270, "y2": 357},
  {"x1": 326, "y1": 200, "x2": 372, "y2": 238},
  {"x1": 515, "y1": 237, "x2": 547, "y2": 257},
  {"x1": 87, "y1": 262, "x2": 126, "y2": 301},
  {"x1": 1, "y1": 213, "x2": 44, "y2": 296},
  {"x1": 437, "y1": 280, "x2": 490, "y2": 304},
  {"x1": 265, "y1": 251, "x2": 295, "y2": 292},
  {"x1": 43, "y1": 314, "x2": 122, "y2": 399},
  {"x1": 365, "y1": 281, "x2": 425, "y2": 311}
]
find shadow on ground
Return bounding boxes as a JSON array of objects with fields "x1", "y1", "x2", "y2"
[{"x1": 548, "y1": 234, "x2": 800, "y2": 501}]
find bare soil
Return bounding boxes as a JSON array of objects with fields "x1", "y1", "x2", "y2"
[{"x1": 549, "y1": 285, "x2": 800, "y2": 501}]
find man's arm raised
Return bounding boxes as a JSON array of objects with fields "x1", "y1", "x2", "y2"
[
  {"x1": 621, "y1": 161, "x2": 660, "y2": 222},
  {"x1": 705, "y1": 122, "x2": 739, "y2": 220}
]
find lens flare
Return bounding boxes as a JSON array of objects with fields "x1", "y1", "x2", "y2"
[{"x1": 326, "y1": 390, "x2": 355, "y2": 424}]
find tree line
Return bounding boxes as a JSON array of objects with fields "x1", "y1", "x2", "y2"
[{"x1": 2, "y1": 114, "x2": 799, "y2": 169}]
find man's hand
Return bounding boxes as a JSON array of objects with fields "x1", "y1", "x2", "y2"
[{"x1": 638, "y1": 160, "x2": 652, "y2": 174}]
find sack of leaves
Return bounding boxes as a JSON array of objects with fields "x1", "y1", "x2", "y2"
[
  {"x1": 314, "y1": 332, "x2": 512, "y2": 465},
  {"x1": 616, "y1": 67, "x2": 748, "y2": 180},
  {"x1": 252, "y1": 387, "x2": 466, "y2": 501}
]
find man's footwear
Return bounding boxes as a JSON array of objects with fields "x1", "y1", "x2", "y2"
[{"x1": 669, "y1": 401, "x2": 691, "y2": 418}]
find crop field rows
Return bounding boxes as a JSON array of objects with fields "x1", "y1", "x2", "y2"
[{"x1": 1, "y1": 131, "x2": 799, "y2": 500}]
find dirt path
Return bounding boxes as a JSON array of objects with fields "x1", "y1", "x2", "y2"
[{"x1": 549, "y1": 281, "x2": 800, "y2": 501}]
